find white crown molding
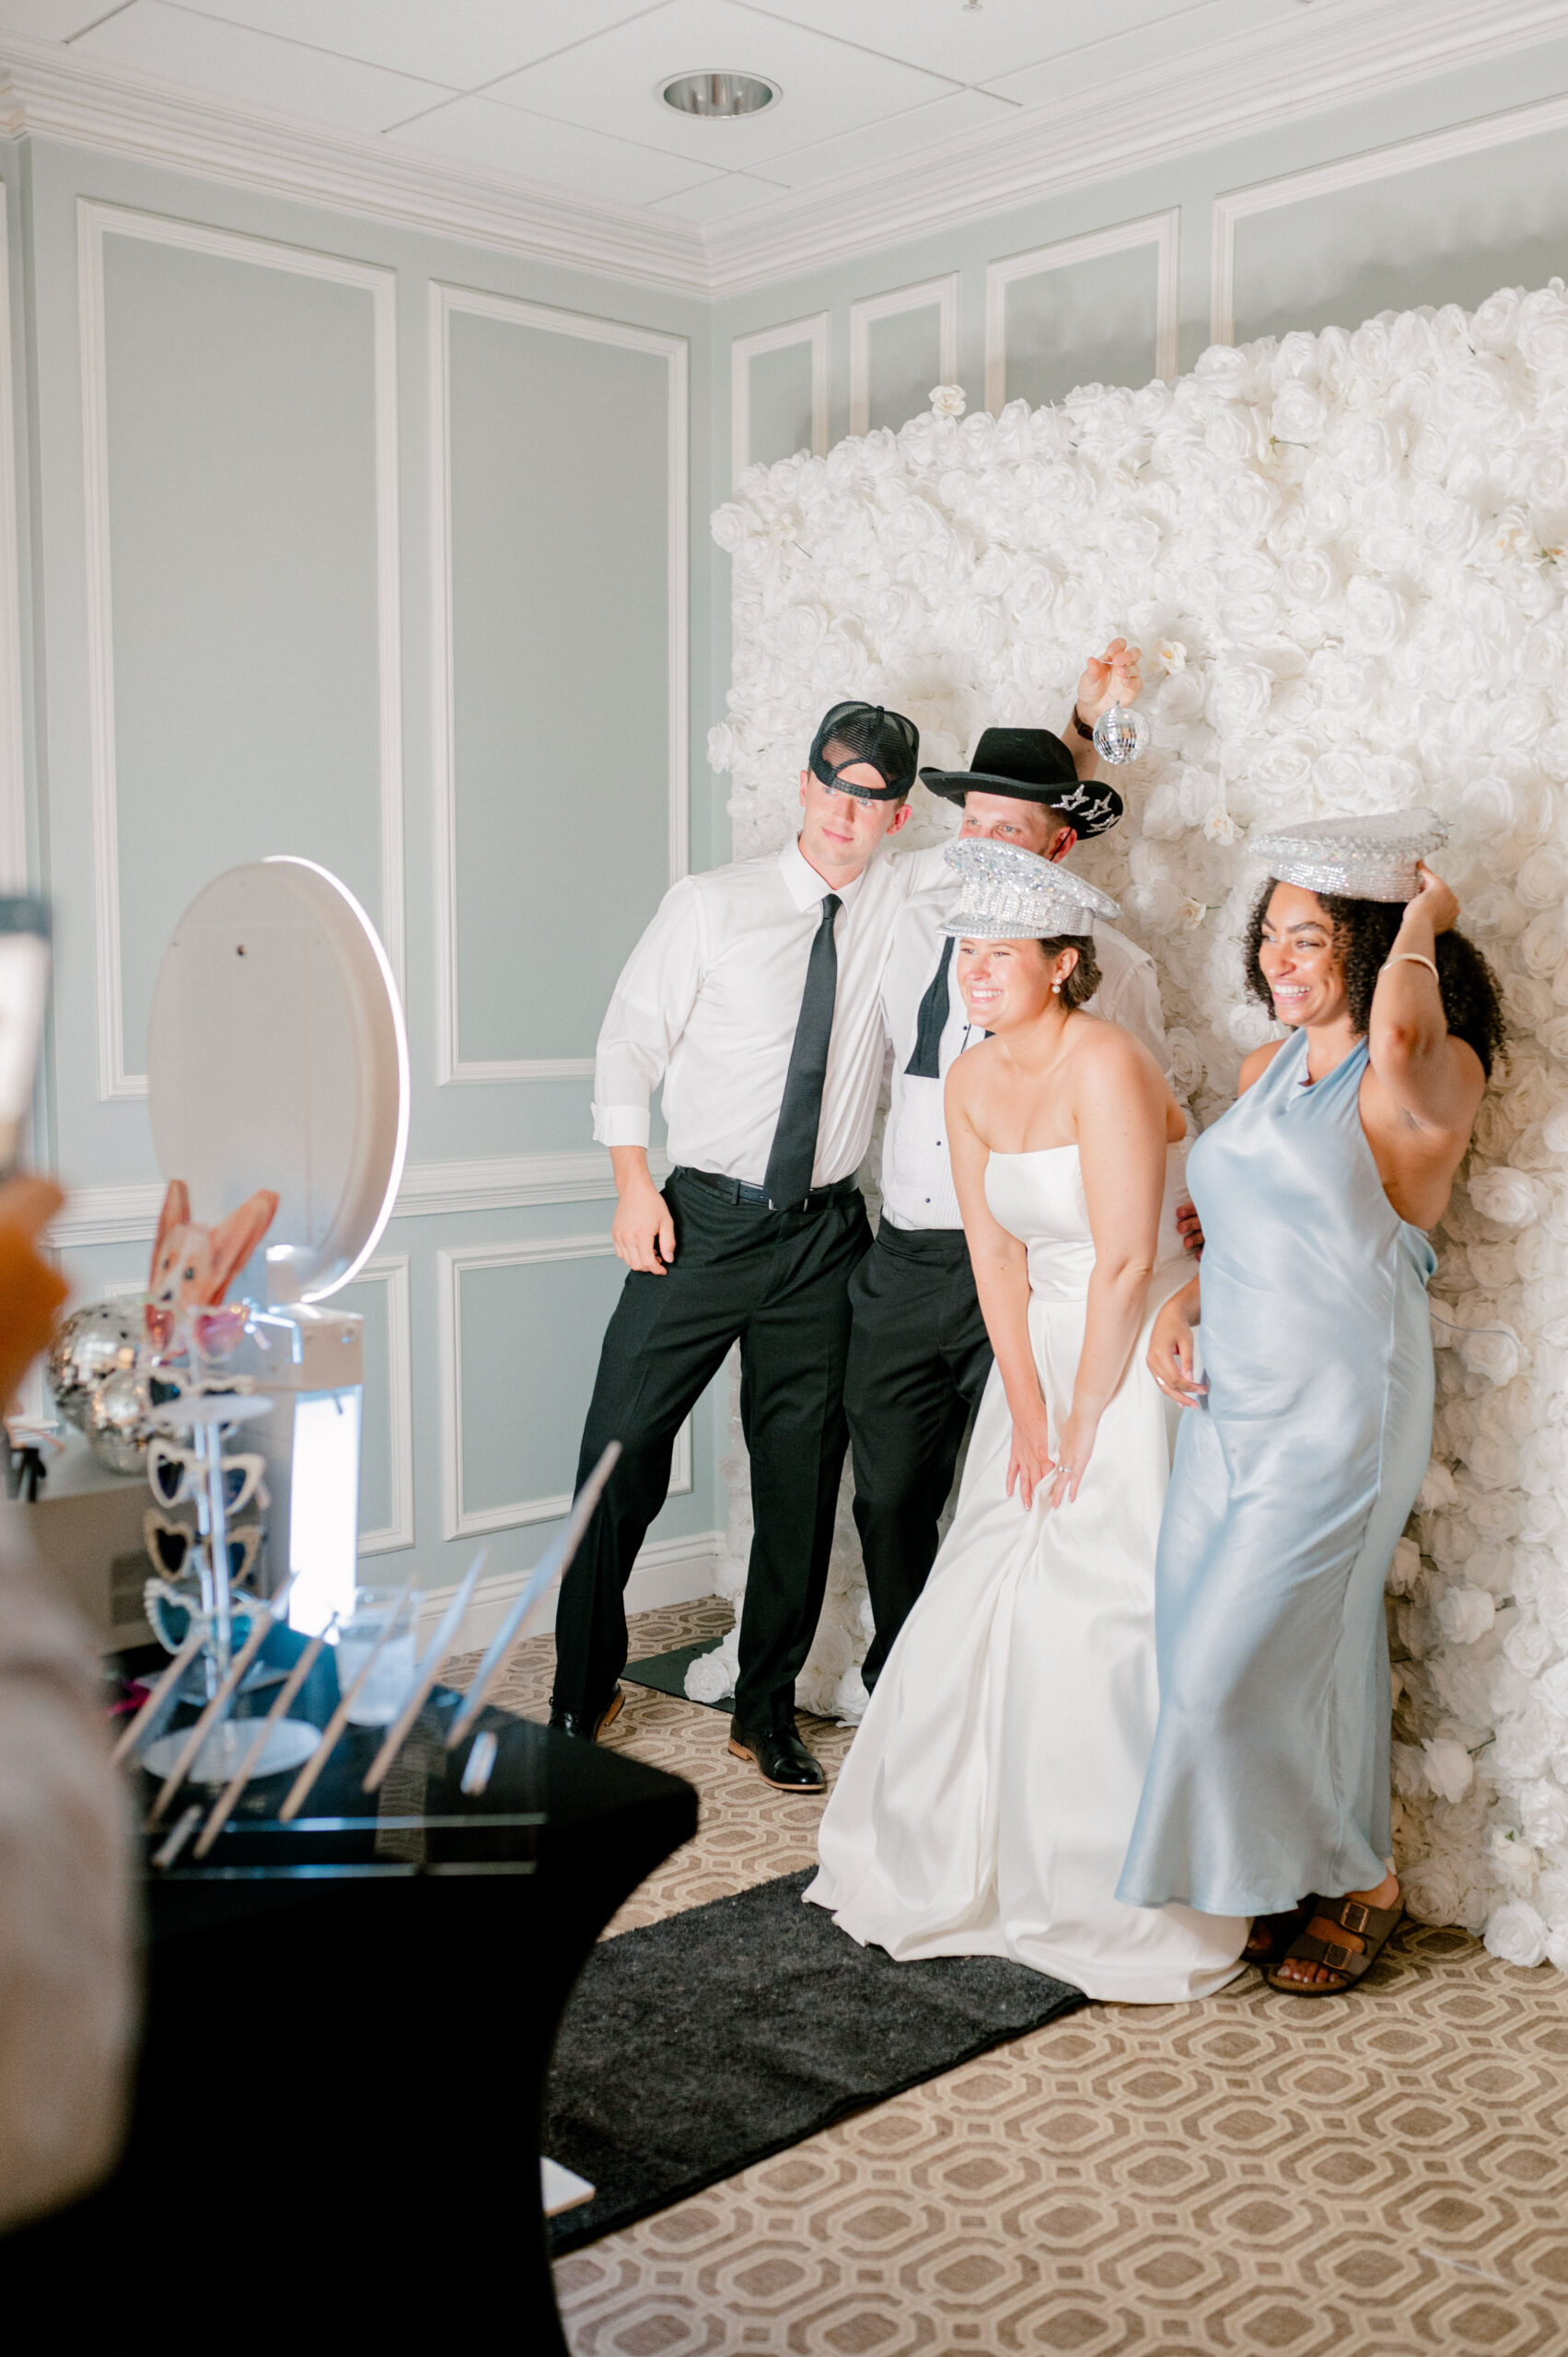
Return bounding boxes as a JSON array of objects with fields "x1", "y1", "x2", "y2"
[
  {"x1": 0, "y1": 38, "x2": 710, "y2": 295},
  {"x1": 730, "y1": 310, "x2": 829, "y2": 485},
  {"x1": 77, "y1": 197, "x2": 404, "y2": 1101},
  {"x1": 428, "y1": 279, "x2": 688, "y2": 1086},
  {"x1": 51, "y1": 1145, "x2": 671, "y2": 1247},
  {"x1": 437, "y1": 1230, "x2": 691, "y2": 1541},
  {"x1": 2, "y1": 5, "x2": 1566, "y2": 302},
  {"x1": 848, "y1": 273, "x2": 958, "y2": 440},
  {"x1": 983, "y1": 210, "x2": 1179, "y2": 418},
  {"x1": 0, "y1": 186, "x2": 27, "y2": 892},
  {"x1": 701, "y1": 0, "x2": 1568, "y2": 297},
  {"x1": 354, "y1": 1252, "x2": 414, "y2": 1557},
  {"x1": 1210, "y1": 85, "x2": 1568, "y2": 344}
]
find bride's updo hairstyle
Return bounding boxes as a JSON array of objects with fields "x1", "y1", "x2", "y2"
[
  {"x1": 1032, "y1": 935, "x2": 1100, "y2": 1010},
  {"x1": 1238, "y1": 809, "x2": 1504, "y2": 1078}
]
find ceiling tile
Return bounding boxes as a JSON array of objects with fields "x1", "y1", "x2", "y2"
[
  {"x1": 389, "y1": 93, "x2": 718, "y2": 206},
  {"x1": 761, "y1": 85, "x2": 1016, "y2": 190},
  {"x1": 483, "y1": 0, "x2": 958, "y2": 169},
  {"x1": 179, "y1": 0, "x2": 656, "y2": 93},
  {"x1": 649, "y1": 169, "x2": 790, "y2": 222},
  {"x1": 770, "y1": 0, "x2": 1181, "y2": 87},
  {"x1": 0, "y1": 1, "x2": 120, "y2": 36},
  {"x1": 990, "y1": 0, "x2": 1294, "y2": 107},
  {"x1": 74, "y1": 2, "x2": 453, "y2": 132}
]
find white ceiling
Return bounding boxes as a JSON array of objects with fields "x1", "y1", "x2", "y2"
[{"x1": 0, "y1": 0, "x2": 1345, "y2": 223}]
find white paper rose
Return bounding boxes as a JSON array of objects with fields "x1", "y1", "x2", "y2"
[
  {"x1": 1459, "y1": 1324, "x2": 1524, "y2": 1385},
  {"x1": 1469, "y1": 1168, "x2": 1542, "y2": 1226},
  {"x1": 929, "y1": 384, "x2": 967, "y2": 418},
  {"x1": 685, "y1": 1632, "x2": 738, "y2": 1705},
  {"x1": 1422, "y1": 1736, "x2": 1476, "y2": 1802},
  {"x1": 1435, "y1": 1585, "x2": 1497, "y2": 1644},
  {"x1": 1484, "y1": 1899, "x2": 1551, "y2": 1968},
  {"x1": 1402, "y1": 1854, "x2": 1467, "y2": 1926}
]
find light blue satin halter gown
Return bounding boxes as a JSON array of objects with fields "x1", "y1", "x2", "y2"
[{"x1": 1118, "y1": 1028, "x2": 1436, "y2": 1919}]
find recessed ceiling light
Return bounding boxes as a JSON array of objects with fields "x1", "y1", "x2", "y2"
[{"x1": 661, "y1": 70, "x2": 779, "y2": 119}]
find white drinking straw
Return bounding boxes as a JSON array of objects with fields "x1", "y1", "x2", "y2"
[
  {"x1": 145, "y1": 1576, "x2": 296, "y2": 1825},
  {"x1": 192, "y1": 1620, "x2": 335, "y2": 1859},
  {"x1": 361, "y1": 1548, "x2": 488, "y2": 1794},
  {"x1": 275, "y1": 1587, "x2": 419, "y2": 1825}
]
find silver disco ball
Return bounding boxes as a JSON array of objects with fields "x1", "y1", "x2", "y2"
[
  {"x1": 45, "y1": 1300, "x2": 144, "y2": 1430},
  {"x1": 84, "y1": 1364, "x2": 157, "y2": 1475},
  {"x1": 1091, "y1": 702, "x2": 1151, "y2": 765}
]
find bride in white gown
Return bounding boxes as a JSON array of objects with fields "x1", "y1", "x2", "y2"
[{"x1": 807, "y1": 842, "x2": 1247, "y2": 2003}]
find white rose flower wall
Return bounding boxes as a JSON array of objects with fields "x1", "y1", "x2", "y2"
[{"x1": 704, "y1": 282, "x2": 1568, "y2": 1976}]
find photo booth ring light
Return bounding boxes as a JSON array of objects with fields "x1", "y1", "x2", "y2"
[{"x1": 147, "y1": 857, "x2": 409, "y2": 1303}]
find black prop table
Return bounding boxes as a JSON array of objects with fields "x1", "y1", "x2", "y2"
[{"x1": 5, "y1": 1646, "x2": 697, "y2": 2342}]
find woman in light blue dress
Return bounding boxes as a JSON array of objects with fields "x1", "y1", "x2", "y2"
[{"x1": 1119, "y1": 813, "x2": 1504, "y2": 1996}]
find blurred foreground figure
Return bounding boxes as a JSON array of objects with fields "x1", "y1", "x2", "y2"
[{"x1": 0, "y1": 1179, "x2": 134, "y2": 2230}]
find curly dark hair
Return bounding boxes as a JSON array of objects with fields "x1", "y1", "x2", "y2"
[
  {"x1": 1243, "y1": 882, "x2": 1506, "y2": 1078},
  {"x1": 1035, "y1": 934, "x2": 1101, "y2": 1012}
]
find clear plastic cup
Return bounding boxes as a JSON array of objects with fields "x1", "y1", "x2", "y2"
[{"x1": 336, "y1": 1586, "x2": 419, "y2": 1727}]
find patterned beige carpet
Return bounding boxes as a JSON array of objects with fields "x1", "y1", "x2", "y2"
[{"x1": 472, "y1": 1600, "x2": 1568, "y2": 2356}]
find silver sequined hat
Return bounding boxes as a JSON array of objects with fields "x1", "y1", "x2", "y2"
[
  {"x1": 940, "y1": 838, "x2": 1120, "y2": 939},
  {"x1": 1248, "y1": 807, "x2": 1449, "y2": 903}
]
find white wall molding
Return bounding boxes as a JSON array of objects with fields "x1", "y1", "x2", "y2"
[
  {"x1": 413, "y1": 1526, "x2": 722, "y2": 1646},
  {"x1": 76, "y1": 196, "x2": 403, "y2": 1102},
  {"x1": 429, "y1": 279, "x2": 688, "y2": 1087},
  {"x1": 984, "y1": 210, "x2": 1179, "y2": 417},
  {"x1": 0, "y1": 184, "x2": 28, "y2": 892},
  {"x1": 0, "y1": 38, "x2": 707, "y2": 296},
  {"x1": 355, "y1": 1252, "x2": 414, "y2": 1557},
  {"x1": 52, "y1": 1146, "x2": 672, "y2": 1248},
  {"x1": 1210, "y1": 87, "x2": 1568, "y2": 344},
  {"x1": 730, "y1": 312, "x2": 829, "y2": 486},
  {"x1": 848, "y1": 273, "x2": 958, "y2": 439},
  {"x1": 1, "y1": 6, "x2": 1565, "y2": 302},
  {"x1": 437, "y1": 1232, "x2": 691, "y2": 1542}
]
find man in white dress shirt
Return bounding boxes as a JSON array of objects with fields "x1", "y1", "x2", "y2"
[
  {"x1": 552, "y1": 702, "x2": 924, "y2": 1790},
  {"x1": 847, "y1": 652, "x2": 1170, "y2": 1690}
]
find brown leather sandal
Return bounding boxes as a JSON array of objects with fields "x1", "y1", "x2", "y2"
[
  {"x1": 1266, "y1": 1891, "x2": 1403, "y2": 1996},
  {"x1": 1244, "y1": 1903, "x2": 1313, "y2": 1966}
]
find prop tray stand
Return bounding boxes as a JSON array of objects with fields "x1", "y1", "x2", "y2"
[{"x1": 16, "y1": 1643, "x2": 695, "y2": 2345}]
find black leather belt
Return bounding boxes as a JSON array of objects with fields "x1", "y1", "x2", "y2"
[{"x1": 674, "y1": 1167, "x2": 862, "y2": 1217}]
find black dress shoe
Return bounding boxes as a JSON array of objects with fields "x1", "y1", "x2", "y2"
[
  {"x1": 727, "y1": 1719, "x2": 826, "y2": 1791},
  {"x1": 548, "y1": 1689, "x2": 623, "y2": 1744}
]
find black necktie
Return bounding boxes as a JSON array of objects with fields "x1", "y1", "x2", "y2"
[
  {"x1": 905, "y1": 935, "x2": 954, "y2": 1080},
  {"x1": 764, "y1": 893, "x2": 842, "y2": 1208}
]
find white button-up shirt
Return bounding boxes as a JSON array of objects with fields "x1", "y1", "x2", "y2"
[
  {"x1": 592, "y1": 839, "x2": 924, "y2": 1189},
  {"x1": 878, "y1": 885, "x2": 1168, "y2": 1231}
]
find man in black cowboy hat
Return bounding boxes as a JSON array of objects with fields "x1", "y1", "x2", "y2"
[
  {"x1": 552, "y1": 698, "x2": 929, "y2": 1792},
  {"x1": 846, "y1": 641, "x2": 1171, "y2": 1692}
]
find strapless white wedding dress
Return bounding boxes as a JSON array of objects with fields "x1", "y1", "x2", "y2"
[{"x1": 807, "y1": 1144, "x2": 1247, "y2": 2003}]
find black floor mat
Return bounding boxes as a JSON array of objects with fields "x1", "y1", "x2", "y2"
[
  {"x1": 544, "y1": 1867, "x2": 1083, "y2": 2251},
  {"x1": 621, "y1": 1638, "x2": 730, "y2": 1711}
]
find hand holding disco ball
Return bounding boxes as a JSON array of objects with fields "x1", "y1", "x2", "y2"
[{"x1": 1076, "y1": 636, "x2": 1149, "y2": 767}]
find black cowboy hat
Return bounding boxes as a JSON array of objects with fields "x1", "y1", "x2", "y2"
[{"x1": 918, "y1": 726, "x2": 1123, "y2": 839}]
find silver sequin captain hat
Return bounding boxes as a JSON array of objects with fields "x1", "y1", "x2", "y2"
[
  {"x1": 1248, "y1": 807, "x2": 1449, "y2": 903},
  {"x1": 940, "y1": 837, "x2": 1121, "y2": 939}
]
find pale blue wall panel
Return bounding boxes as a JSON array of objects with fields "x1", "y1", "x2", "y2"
[
  {"x1": 1233, "y1": 127, "x2": 1568, "y2": 343},
  {"x1": 749, "y1": 339, "x2": 815, "y2": 467},
  {"x1": 448, "y1": 309, "x2": 671, "y2": 1068},
  {"x1": 457, "y1": 1244, "x2": 627, "y2": 1521},
  {"x1": 101, "y1": 234, "x2": 384, "y2": 1074},
  {"x1": 867, "y1": 303, "x2": 941, "y2": 434},
  {"x1": 336, "y1": 1265, "x2": 394, "y2": 1540},
  {"x1": 1003, "y1": 241, "x2": 1160, "y2": 411}
]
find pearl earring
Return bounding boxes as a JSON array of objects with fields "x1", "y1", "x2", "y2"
[{"x1": 1051, "y1": 981, "x2": 1063, "y2": 994}]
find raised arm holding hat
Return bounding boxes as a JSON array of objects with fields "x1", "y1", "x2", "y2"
[
  {"x1": 844, "y1": 643, "x2": 1168, "y2": 1691},
  {"x1": 552, "y1": 701, "x2": 924, "y2": 1792}
]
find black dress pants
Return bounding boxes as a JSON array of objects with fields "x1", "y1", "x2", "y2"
[
  {"x1": 552, "y1": 1169, "x2": 871, "y2": 1735},
  {"x1": 843, "y1": 1223, "x2": 993, "y2": 1690}
]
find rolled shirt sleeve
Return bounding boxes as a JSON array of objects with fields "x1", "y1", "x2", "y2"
[
  {"x1": 591, "y1": 877, "x2": 706, "y2": 1151},
  {"x1": 1092, "y1": 926, "x2": 1168, "y2": 1074}
]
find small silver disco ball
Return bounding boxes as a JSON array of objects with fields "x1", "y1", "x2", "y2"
[
  {"x1": 1091, "y1": 702, "x2": 1151, "y2": 765},
  {"x1": 85, "y1": 1364, "x2": 156, "y2": 1474},
  {"x1": 45, "y1": 1300, "x2": 144, "y2": 1430}
]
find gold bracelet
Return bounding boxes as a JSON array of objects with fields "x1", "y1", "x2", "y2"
[{"x1": 1383, "y1": 952, "x2": 1439, "y2": 981}]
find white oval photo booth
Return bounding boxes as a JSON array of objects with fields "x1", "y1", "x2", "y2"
[{"x1": 147, "y1": 858, "x2": 409, "y2": 1634}]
